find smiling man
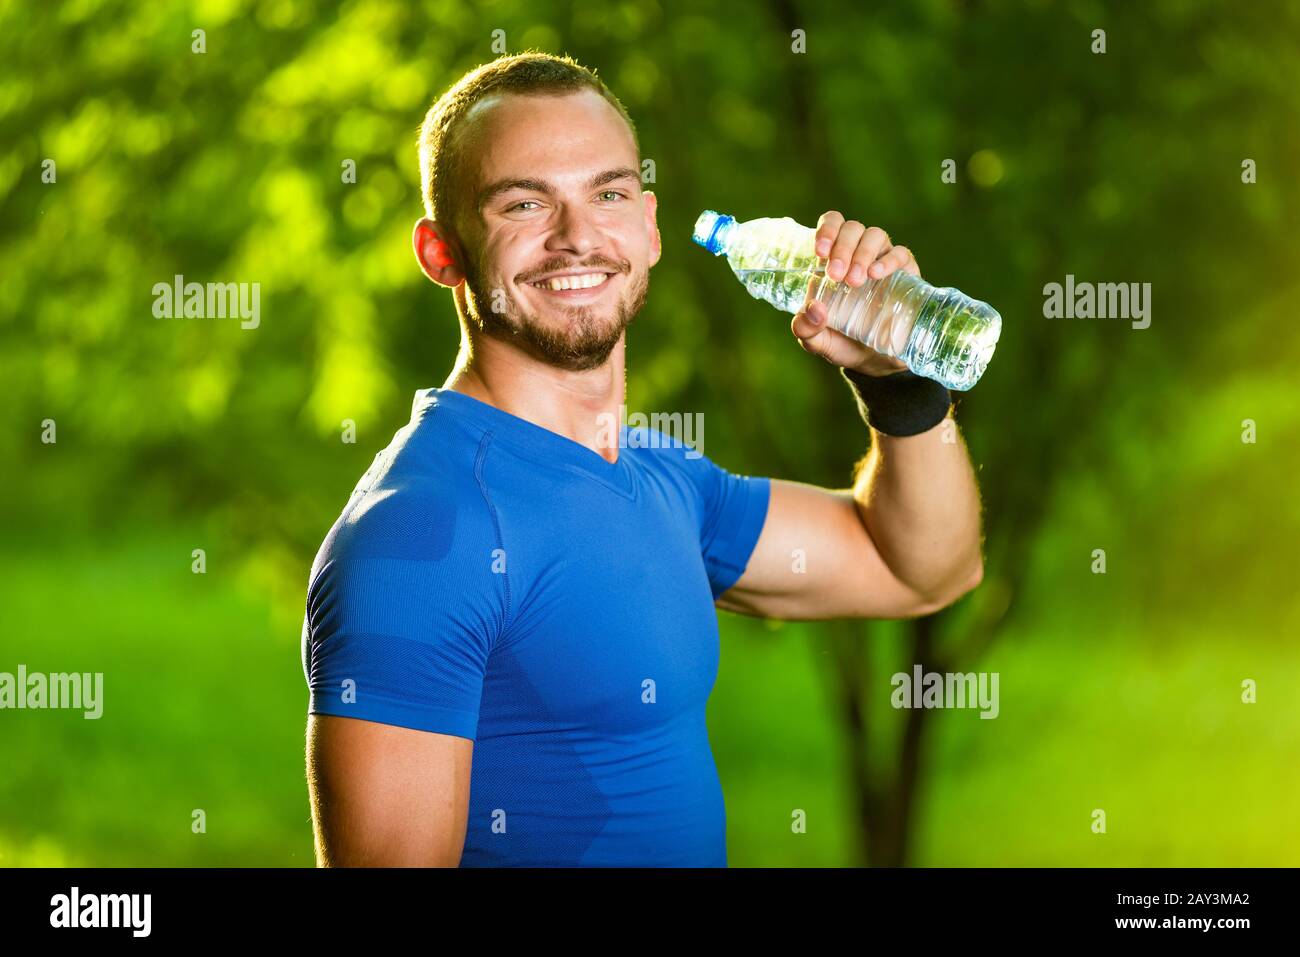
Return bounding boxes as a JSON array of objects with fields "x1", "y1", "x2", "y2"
[{"x1": 301, "y1": 52, "x2": 985, "y2": 867}]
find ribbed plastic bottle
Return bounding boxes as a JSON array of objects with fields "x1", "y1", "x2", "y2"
[{"x1": 692, "y1": 210, "x2": 1001, "y2": 390}]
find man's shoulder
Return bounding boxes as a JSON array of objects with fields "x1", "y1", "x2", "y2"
[{"x1": 310, "y1": 404, "x2": 496, "y2": 572}]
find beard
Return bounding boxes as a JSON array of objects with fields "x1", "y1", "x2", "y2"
[{"x1": 462, "y1": 253, "x2": 649, "y2": 372}]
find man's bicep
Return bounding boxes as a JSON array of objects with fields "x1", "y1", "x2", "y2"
[
  {"x1": 307, "y1": 713, "x2": 473, "y2": 867},
  {"x1": 715, "y1": 478, "x2": 933, "y2": 620}
]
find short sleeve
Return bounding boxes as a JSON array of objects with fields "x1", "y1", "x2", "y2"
[
  {"x1": 302, "y1": 546, "x2": 505, "y2": 741},
  {"x1": 685, "y1": 452, "x2": 771, "y2": 598}
]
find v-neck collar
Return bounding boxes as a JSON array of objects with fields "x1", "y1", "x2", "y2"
[{"x1": 414, "y1": 387, "x2": 636, "y2": 499}]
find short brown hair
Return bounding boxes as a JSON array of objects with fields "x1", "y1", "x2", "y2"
[{"x1": 418, "y1": 51, "x2": 640, "y2": 228}]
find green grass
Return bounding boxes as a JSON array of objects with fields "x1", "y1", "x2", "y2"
[
  {"x1": 1, "y1": 532, "x2": 1296, "y2": 866},
  {"x1": 0, "y1": 531, "x2": 313, "y2": 866}
]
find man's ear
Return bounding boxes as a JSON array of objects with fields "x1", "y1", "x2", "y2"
[
  {"x1": 413, "y1": 218, "x2": 465, "y2": 287},
  {"x1": 642, "y1": 190, "x2": 661, "y2": 268}
]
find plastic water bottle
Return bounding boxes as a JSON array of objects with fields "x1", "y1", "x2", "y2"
[{"x1": 692, "y1": 210, "x2": 1001, "y2": 390}]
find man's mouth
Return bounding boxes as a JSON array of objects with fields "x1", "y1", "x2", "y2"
[{"x1": 527, "y1": 271, "x2": 617, "y2": 295}]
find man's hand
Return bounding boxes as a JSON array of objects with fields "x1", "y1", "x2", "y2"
[{"x1": 791, "y1": 210, "x2": 918, "y2": 377}]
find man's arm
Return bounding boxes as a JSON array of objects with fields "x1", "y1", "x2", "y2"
[
  {"x1": 307, "y1": 714, "x2": 473, "y2": 866},
  {"x1": 717, "y1": 428, "x2": 983, "y2": 621},
  {"x1": 716, "y1": 211, "x2": 984, "y2": 621}
]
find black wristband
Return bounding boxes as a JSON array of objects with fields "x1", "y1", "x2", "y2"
[{"x1": 841, "y1": 367, "x2": 952, "y2": 437}]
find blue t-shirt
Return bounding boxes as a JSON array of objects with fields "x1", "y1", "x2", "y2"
[{"x1": 301, "y1": 387, "x2": 770, "y2": 866}]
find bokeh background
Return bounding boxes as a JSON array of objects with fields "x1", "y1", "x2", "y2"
[{"x1": 2, "y1": 0, "x2": 1298, "y2": 866}]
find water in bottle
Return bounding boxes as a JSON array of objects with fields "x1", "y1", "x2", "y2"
[{"x1": 691, "y1": 210, "x2": 1001, "y2": 390}]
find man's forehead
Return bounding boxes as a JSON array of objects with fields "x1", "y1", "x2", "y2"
[
  {"x1": 460, "y1": 90, "x2": 636, "y2": 182},
  {"x1": 462, "y1": 87, "x2": 621, "y2": 133}
]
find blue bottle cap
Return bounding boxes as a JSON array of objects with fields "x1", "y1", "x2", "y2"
[{"x1": 692, "y1": 210, "x2": 734, "y2": 255}]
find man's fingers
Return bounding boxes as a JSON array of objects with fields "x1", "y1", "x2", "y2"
[
  {"x1": 791, "y1": 303, "x2": 874, "y2": 368},
  {"x1": 826, "y1": 220, "x2": 865, "y2": 282},
  {"x1": 813, "y1": 213, "x2": 917, "y2": 287},
  {"x1": 814, "y1": 210, "x2": 844, "y2": 258},
  {"x1": 848, "y1": 227, "x2": 891, "y2": 285},
  {"x1": 792, "y1": 299, "x2": 827, "y2": 340},
  {"x1": 791, "y1": 309, "x2": 833, "y2": 358},
  {"x1": 868, "y1": 243, "x2": 915, "y2": 279}
]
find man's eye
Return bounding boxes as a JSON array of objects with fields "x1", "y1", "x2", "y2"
[
  {"x1": 598, "y1": 191, "x2": 626, "y2": 202},
  {"x1": 509, "y1": 200, "x2": 540, "y2": 211}
]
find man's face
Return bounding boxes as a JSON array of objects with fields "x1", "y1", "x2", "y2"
[{"x1": 449, "y1": 89, "x2": 659, "y2": 371}]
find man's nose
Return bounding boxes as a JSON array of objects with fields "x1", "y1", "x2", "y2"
[{"x1": 545, "y1": 203, "x2": 602, "y2": 256}]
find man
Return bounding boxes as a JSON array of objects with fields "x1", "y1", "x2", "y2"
[{"x1": 302, "y1": 52, "x2": 984, "y2": 867}]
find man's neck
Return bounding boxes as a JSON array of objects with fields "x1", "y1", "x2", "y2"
[{"x1": 442, "y1": 335, "x2": 627, "y2": 464}]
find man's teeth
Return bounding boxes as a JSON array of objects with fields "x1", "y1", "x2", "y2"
[{"x1": 532, "y1": 273, "x2": 610, "y2": 291}]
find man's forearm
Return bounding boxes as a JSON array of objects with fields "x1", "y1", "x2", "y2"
[{"x1": 851, "y1": 416, "x2": 984, "y2": 604}]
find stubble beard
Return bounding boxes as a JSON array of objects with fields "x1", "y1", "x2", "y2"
[{"x1": 462, "y1": 254, "x2": 649, "y2": 372}]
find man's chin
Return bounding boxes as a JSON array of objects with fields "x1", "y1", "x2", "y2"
[
  {"x1": 537, "y1": 323, "x2": 626, "y2": 370},
  {"x1": 483, "y1": 310, "x2": 627, "y2": 371},
  {"x1": 536, "y1": 306, "x2": 622, "y2": 335}
]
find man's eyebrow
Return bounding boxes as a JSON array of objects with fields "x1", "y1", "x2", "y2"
[
  {"x1": 477, "y1": 167, "x2": 640, "y2": 209},
  {"x1": 477, "y1": 177, "x2": 553, "y2": 208},
  {"x1": 586, "y1": 166, "x2": 640, "y2": 190}
]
